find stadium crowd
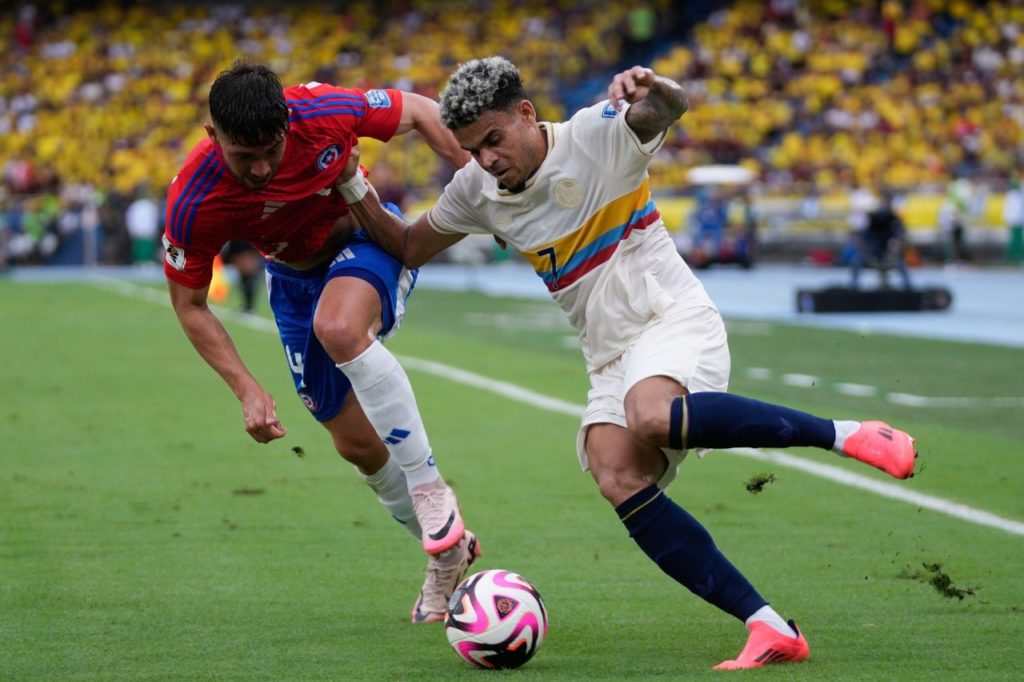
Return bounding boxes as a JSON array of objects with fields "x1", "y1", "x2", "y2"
[
  {"x1": 1, "y1": 0, "x2": 1022, "y2": 267},
  {"x1": 648, "y1": 0, "x2": 1024, "y2": 194}
]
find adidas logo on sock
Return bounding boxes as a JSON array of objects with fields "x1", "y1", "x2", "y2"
[{"x1": 385, "y1": 428, "x2": 411, "y2": 445}]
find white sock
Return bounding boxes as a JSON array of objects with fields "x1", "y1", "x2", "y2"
[
  {"x1": 831, "y1": 420, "x2": 861, "y2": 455},
  {"x1": 357, "y1": 455, "x2": 422, "y2": 540},
  {"x1": 746, "y1": 605, "x2": 797, "y2": 638},
  {"x1": 337, "y1": 340, "x2": 442, "y2": 490}
]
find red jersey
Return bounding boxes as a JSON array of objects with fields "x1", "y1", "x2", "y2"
[{"x1": 163, "y1": 82, "x2": 403, "y2": 289}]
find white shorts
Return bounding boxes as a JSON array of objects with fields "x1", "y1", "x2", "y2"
[{"x1": 575, "y1": 304, "x2": 731, "y2": 488}]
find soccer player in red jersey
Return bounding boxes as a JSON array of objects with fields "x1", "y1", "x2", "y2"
[{"x1": 162, "y1": 61, "x2": 478, "y2": 623}]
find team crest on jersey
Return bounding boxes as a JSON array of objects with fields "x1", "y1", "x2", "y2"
[
  {"x1": 553, "y1": 179, "x2": 584, "y2": 208},
  {"x1": 162, "y1": 234, "x2": 186, "y2": 271},
  {"x1": 298, "y1": 391, "x2": 317, "y2": 412},
  {"x1": 602, "y1": 101, "x2": 621, "y2": 118},
  {"x1": 366, "y1": 89, "x2": 392, "y2": 109},
  {"x1": 495, "y1": 209, "x2": 511, "y2": 228},
  {"x1": 317, "y1": 144, "x2": 341, "y2": 171}
]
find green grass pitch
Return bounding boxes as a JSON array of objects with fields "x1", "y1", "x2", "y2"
[{"x1": 2, "y1": 278, "x2": 1022, "y2": 680}]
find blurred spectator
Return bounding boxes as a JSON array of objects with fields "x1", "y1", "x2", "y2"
[
  {"x1": 13, "y1": 4, "x2": 38, "y2": 50},
  {"x1": 942, "y1": 177, "x2": 974, "y2": 264},
  {"x1": 622, "y1": 3, "x2": 658, "y2": 65},
  {"x1": 847, "y1": 182, "x2": 878, "y2": 233},
  {"x1": 850, "y1": 190, "x2": 912, "y2": 290},
  {"x1": 686, "y1": 187, "x2": 754, "y2": 269},
  {"x1": 125, "y1": 185, "x2": 160, "y2": 264},
  {"x1": 738, "y1": 187, "x2": 759, "y2": 265},
  {"x1": 0, "y1": 192, "x2": 7, "y2": 272},
  {"x1": 369, "y1": 162, "x2": 410, "y2": 213},
  {"x1": 98, "y1": 184, "x2": 131, "y2": 265},
  {"x1": 693, "y1": 188, "x2": 728, "y2": 255},
  {"x1": 1004, "y1": 179, "x2": 1024, "y2": 265},
  {"x1": 6, "y1": 194, "x2": 58, "y2": 263},
  {"x1": 219, "y1": 241, "x2": 263, "y2": 314}
]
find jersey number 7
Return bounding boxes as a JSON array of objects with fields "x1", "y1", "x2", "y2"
[{"x1": 537, "y1": 246, "x2": 559, "y2": 290}]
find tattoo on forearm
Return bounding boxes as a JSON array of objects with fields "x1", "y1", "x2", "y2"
[{"x1": 627, "y1": 78, "x2": 687, "y2": 141}]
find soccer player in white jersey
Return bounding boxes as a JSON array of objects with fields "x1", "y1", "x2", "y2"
[{"x1": 335, "y1": 56, "x2": 919, "y2": 670}]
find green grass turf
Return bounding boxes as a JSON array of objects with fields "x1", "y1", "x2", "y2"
[{"x1": 1, "y1": 280, "x2": 1022, "y2": 680}]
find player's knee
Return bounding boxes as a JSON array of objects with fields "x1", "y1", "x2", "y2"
[
  {"x1": 313, "y1": 312, "x2": 372, "y2": 363},
  {"x1": 625, "y1": 401, "x2": 668, "y2": 446},
  {"x1": 333, "y1": 434, "x2": 387, "y2": 470},
  {"x1": 590, "y1": 463, "x2": 655, "y2": 507}
]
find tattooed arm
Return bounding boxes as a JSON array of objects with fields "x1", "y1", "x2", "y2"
[{"x1": 606, "y1": 66, "x2": 688, "y2": 144}]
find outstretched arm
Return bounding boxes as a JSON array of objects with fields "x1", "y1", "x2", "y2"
[
  {"x1": 167, "y1": 278, "x2": 286, "y2": 444},
  {"x1": 394, "y1": 92, "x2": 471, "y2": 170},
  {"x1": 337, "y1": 148, "x2": 464, "y2": 269},
  {"x1": 607, "y1": 66, "x2": 688, "y2": 144}
]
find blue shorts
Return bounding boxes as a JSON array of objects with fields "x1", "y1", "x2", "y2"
[{"x1": 266, "y1": 222, "x2": 417, "y2": 423}]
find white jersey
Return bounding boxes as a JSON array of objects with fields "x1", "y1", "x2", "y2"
[{"x1": 428, "y1": 100, "x2": 716, "y2": 370}]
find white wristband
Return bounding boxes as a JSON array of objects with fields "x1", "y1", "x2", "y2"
[{"x1": 337, "y1": 172, "x2": 369, "y2": 204}]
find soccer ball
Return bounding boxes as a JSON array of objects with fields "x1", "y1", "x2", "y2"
[{"x1": 444, "y1": 569, "x2": 548, "y2": 670}]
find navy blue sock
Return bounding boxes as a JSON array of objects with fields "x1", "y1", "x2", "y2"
[
  {"x1": 616, "y1": 485, "x2": 766, "y2": 622},
  {"x1": 682, "y1": 392, "x2": 836, "y2": 450}
]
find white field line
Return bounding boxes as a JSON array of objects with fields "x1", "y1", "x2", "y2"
[
  {"x1": 398, "y1": 357, "x2": 584, "y2": 418},
  {"x1": 96, "y1": 277, "x2": 1024, "y2": 538},
  {"x1": 836, "y1": 382, "x2": 880, "y2": 397},
  {"x1": 746, "y1": 367, "x2": 1024, "y2": 409},
  {"x1": 725, "y1": 447, "x2": 1024, "y2": 537},
  {"x1": 92, "y1": 275, "x2": 280, "y2": 331},
  {"x1": 399, "y1": 357, "x2": 1024, "y2": 538}
]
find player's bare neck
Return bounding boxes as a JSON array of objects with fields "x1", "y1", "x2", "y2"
[{"x1": 517, "y1": 123, "x2": 549, "y2": 191}]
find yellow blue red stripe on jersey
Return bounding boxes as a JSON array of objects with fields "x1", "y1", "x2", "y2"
[{"x1": 524, "y1": 180, "x2": 660, "y2": 292}]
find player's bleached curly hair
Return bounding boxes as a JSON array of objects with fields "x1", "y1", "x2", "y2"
[{"x1": 439, "y1": 56, "x2": 527, "y2": 130}]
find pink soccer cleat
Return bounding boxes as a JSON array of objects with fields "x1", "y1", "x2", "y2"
[
  {"x1": 843, "y1": 421, "x2": 918, "y2": 479},
  {"x1": 714, "y1": 620, "x2": 810, "y2": 670}
]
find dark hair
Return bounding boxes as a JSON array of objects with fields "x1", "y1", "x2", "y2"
[
  {"x1": 208, "y1": 61, "x2": 289, "y2": 146},
  {"x1": 439, "y1": 56, "x2": 527, "y2": 130}
]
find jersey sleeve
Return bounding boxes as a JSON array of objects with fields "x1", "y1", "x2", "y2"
[
  {"x1": 425, "y1": 167, "x2": 493, "y2": 236},
  {"x1": 289, "y1": 82, "x2": 403, "y2": 144},
  {"x1": 162, "y1": 176, "x2": 222, "y2": 289},
  {"x1": 162, "y1": 226, "x2": 221, "y2": 290},
  {"x1": 355, "y1": 87, "x2": 404, "y2": 141},
  {"x1": 570, "y1": 100, "x2": 667, "y2": 177}
]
